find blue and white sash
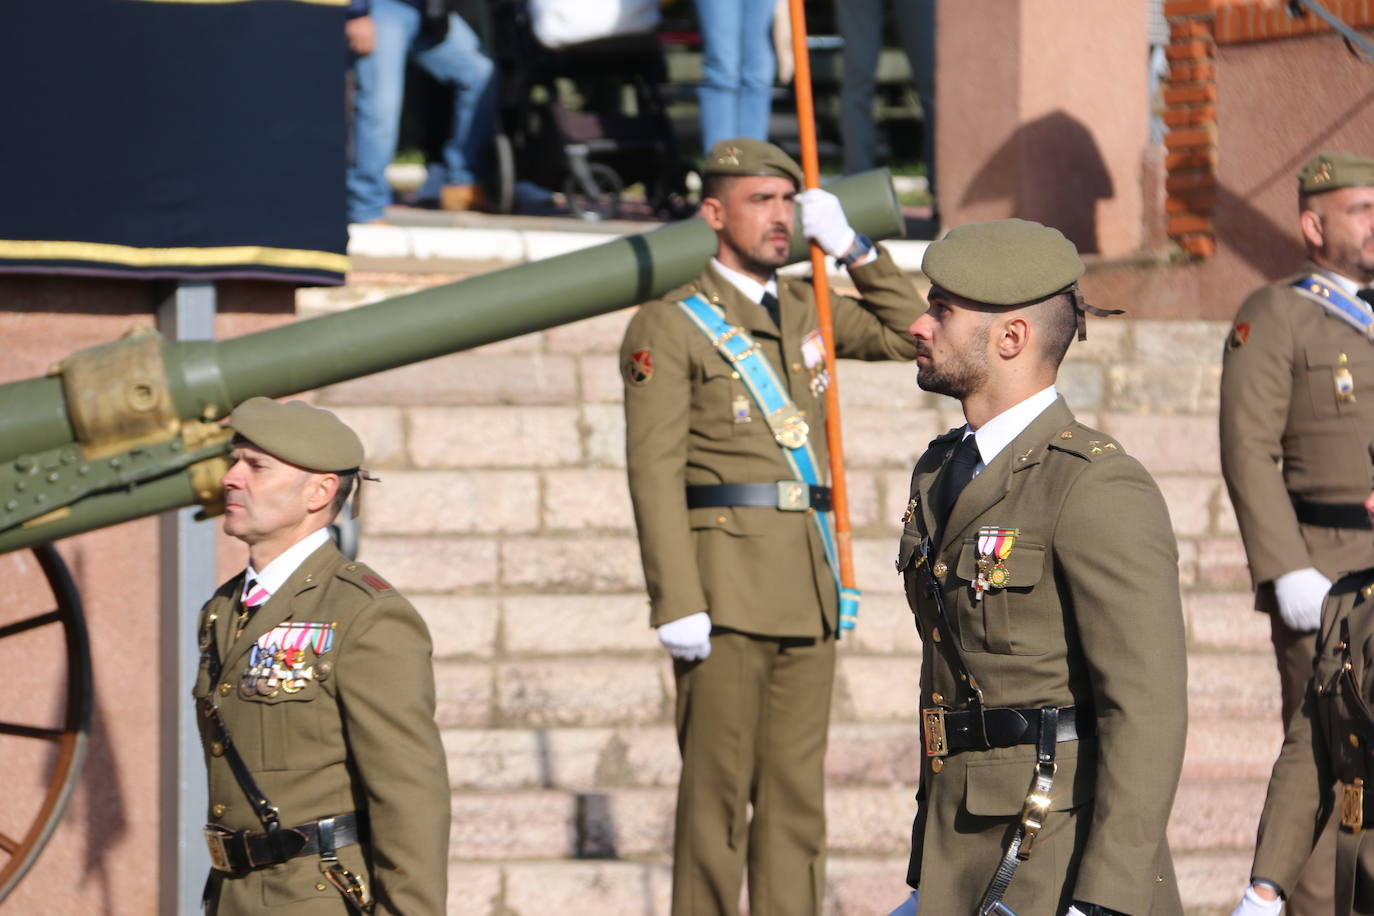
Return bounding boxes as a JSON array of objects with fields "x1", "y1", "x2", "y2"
[
  {"x1": 676, "y1": 293, "x2": 860, "y2": 632},
  {"x1": 1293, "y1": 274, "x2": 1374, "y2": 340}
]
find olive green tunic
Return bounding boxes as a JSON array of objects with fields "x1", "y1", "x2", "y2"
[
  {"x1": 194, "y1": 541, "x2": 449, "y2": 915},
  {"x1": 897, "y1": 397, "x2": 1188, "y2": 916},
  {"x1": 1220, "y1": 264, "x2": 1374, "y2": 605},
  {"x1": 621, "y1": 249, "x2": 923, "y2": 915},
  {"x1": 1252, "y1": 568, "x2": 1374, "y2": 914}
]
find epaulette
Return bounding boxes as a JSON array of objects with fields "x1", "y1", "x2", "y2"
[
  {"x1": 1046, "y1": 424, "x2": 1124, "y2": 461},
  {"x1": 336, "y1": 561, "x2": 394, "y2": 598}
]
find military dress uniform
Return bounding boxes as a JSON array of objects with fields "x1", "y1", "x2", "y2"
[
  {"x1": 197, "y1": 399, "x2": 449, "y2": 915},
  {"x1": 1250, "y1": 568, "x2": 1374, "y2": 914},
  {"x1": 620, "y1": 141, "x2": 923, "y2": 915},
  {"x1": 896, "y1": 220, "x2": 1188, "y2": 915}
]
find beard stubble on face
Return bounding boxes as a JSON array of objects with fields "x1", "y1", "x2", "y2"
[{"x1": 916, "y1": 318, "x2": 992, "y2": 400}]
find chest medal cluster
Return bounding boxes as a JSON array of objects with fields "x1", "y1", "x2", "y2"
[
  {"x1": 240, "y1": 621, "x2": 336, "y2": 698},
  {"x1": 800, "y1": 329, "x2": 830, "y2": 397},
  {"x1": 973, "y1": 527, "x2": 1019, "y2": 600}
]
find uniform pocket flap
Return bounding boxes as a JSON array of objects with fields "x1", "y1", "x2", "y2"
[
  {"x1": 964, "y1": 745, "x2": 1096, "y2": 816},
  {"x1": 687, "y1": 505, "x2": 761, "y2": 536},
  {"x1": 1305, "y1": 344, "x2": 1374, "y2": 369},
  {"x1": 954, "y1": 540, "x2": 1047, "y2": 589}
]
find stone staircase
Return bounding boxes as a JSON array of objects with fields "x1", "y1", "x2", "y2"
[{"x1": 298, "y1": 264, "x2": 1272, "y2": 916}]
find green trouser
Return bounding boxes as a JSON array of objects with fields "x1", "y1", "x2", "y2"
[
  {"x1": 1272, "y1": 612, "x2": 1337, "y2": 916},
  {"x1": 672, "y1": 628, "x2": 836, "y2": 916}
]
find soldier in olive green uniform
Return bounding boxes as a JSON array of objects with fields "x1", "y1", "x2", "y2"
[
  {"x1": 891, "y1": 220, "x2": 1187, "y2": 916},
  {"x1": 1220, "y1": 151, "x2": 1374, "y2": 915},
  {"x1": 1229, "y1": 487, "x2": 1374, "y2": 916},
  {"x1": 620, "y1": 138, "x2": 923, "y2": 915},
  {"x1": 196, "y1": 398, "x2": 449, "y2": 915}
]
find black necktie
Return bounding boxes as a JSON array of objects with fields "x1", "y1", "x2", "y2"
[
  {"x1": 1359, "y1": 288, "x2": 1374, "y2": 308},
  {"x1": 937, "y1": 434, "x2": 981, "y2": 524},
  {"x1": 759, "y1": 291, "x2": 780, "y2": 326}
]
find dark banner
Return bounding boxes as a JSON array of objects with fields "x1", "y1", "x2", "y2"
[{"x1": 0, "y1": 0, "x2": 349, "y2": 285}]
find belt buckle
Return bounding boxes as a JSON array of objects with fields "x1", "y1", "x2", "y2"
[
  {"x1": 776, "y1": 480, "x2": 810, "y2": 511},
  {"x1": 203, "y1": 825, "x2": 234, "y2": 872},
  {"x1": 1342, "y1": 780, "x2": 1365, "y2": 832},
  {"x1": 922, "y1": 707, "x2": 948, "y2": 757}
]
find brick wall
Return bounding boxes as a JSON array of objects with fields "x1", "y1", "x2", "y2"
[
  {"x1": 297, "y1": 273, "x2": 1281, "y2": 915},
  {"x1": 1163, "y1": 0, "x2": 1374, "y2": 260}
]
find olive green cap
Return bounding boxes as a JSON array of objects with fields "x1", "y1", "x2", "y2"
[
  {"x1": 229, "y1": 397, "x2": 364, "y2": 472},
  {"x1": 703, "y1": 137, "x2": 804, "y2": 189},
  {"x1": 922, "y1": 219, "x2": 1085, "y2": 306},
  {"x1": 1298, "y1": 150, "x2": 1374, "y2": 195}
]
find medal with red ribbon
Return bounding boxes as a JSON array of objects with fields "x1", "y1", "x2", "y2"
[{"x1": 973, "y1": 526, "x2": 1018, "y2": 600}]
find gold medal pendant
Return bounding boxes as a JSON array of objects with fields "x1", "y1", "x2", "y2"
[
  {"x1": 986, "y1": 561, "x2": 1010, "y2": 589},
  {"x1": 975, "y1": 527, "x2": 1019, "y2": 595}
]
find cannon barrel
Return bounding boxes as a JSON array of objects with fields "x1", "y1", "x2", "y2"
[{"x1": 0, "y1": 170, "x2": 909, "y2": 554}]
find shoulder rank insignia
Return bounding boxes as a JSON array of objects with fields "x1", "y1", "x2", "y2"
[
  {"x1": 973, "y1": 527, "x2": 1018, "y2": 600},
  {"x1": 362, "y1": 573, "x2": 391, "y2": 592}
]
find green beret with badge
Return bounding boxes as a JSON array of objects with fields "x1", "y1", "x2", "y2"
[
  {"x1": 703, "y1": 137, "x2": 805, "y2": 189},
  {"x1": 1298, "y1": 150, "x2": 1374, "y2": 195},
  {"x1": 921, "y1": 218, "x2": 1122, "y2": 340},
  {"x1": 228, "y1": 397, "x2": 365, "y2": 472}
]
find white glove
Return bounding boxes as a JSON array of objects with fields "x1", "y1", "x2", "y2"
[
  {"x1": 797, "y1": 188, "x2": 856, "y2": 258},
  {"x1": 1066, "y1": 908, "x2": 1087, "y2": 916},
  {"x1": 657, "y1": 611, "x2": 712, "y2": 661},
  {"x1": 1230, "y1": 883, "x2": 1284, "y2": 916},
  {"x1": 1274, "y1": 566, "x2": 1331, "y2": 632},
  {"x1": 886, "y1": 890, "x2": 918, "y2": 916}
]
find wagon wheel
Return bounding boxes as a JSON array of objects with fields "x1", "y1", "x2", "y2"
[{"x1": 0, "y1": 544, "x2": 91, "y2": 903}]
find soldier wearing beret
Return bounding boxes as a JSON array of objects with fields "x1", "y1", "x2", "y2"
[
  {"x1": 889, "y1": 219, "x2": 1187, "y2": 916},
  {"x1": 619, "y1": 137, "x2": 924, "y2": 915},
  {"x1": 1230, "y1": 482, "x2": 1374, "y2": 916},
  {"x1": 195, "y1": 398, "x2": 449, "y2": 915},
  {"x1": 1220, "y1": 150, "x2": 1374, "y2": 915}
]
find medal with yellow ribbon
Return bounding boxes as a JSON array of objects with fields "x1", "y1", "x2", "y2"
[{"x1": 974, "y1": 526, "x2": 1018, "y2": 600}]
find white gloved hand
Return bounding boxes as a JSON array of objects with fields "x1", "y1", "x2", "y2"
[
  {"x1": 1229, "y1": 883, "x2": 1284, "y2": 916},
  {"x1": 1066, "y1": 908, "x2": 1087, "y2": 916},
  {"x1": 657, "y1": 611, "x2": 712, "y2": 661},
  {"x1": 1274, "y1": 566, "x2": 1331, "y2": 632},
  {"x1": 797, "y1": 188, "x2": 856, "y2": 258},
  {"x1": 885, "y1": 890, "x2": 918, "y2": 916}
]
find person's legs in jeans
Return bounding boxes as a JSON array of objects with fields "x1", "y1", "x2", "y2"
[
  {"x1": 835, "y1": 0, "x2": 882, "y2": 174},
  {"x1": 347, "y1": 0, "x2": 419, "y2": 223},
  {"x1": 411, "y1": 12, "x2": 497, "y2": 190},
  {"x1": 734, "y1": 0, "x2": 775, "y2": 143},
  {"x1": 694, "y1": 0, "x2": 743, "y2": 153}
]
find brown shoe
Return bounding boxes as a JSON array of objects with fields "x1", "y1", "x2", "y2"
[{"x1": 439, "y1": 184, "x2": 487, "y2": 212}]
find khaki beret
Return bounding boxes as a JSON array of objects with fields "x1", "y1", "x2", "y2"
[
  {"x1": 703, "y1": 137, "x2": 804, "y2": 188},
  {"x1": 922, "y1": 219, "x2": 1085, "y2": 306},
  {"x1": 1299, "y1": 150, "x2": 1374, "y2": 194},
  {"x1": 229, "y1": 397, "x2": 364, "y2": 472}
]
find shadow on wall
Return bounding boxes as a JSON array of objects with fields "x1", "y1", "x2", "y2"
[{"x1": 960, "y1": 110, "x2": 1113, "y2": 254}]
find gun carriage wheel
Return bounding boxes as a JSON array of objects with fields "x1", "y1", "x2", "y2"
[{"x1": 0, "y1": 545, "x2": 91, "y2": 903}]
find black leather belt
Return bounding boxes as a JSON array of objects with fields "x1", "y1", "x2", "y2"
[
  {"x1": 923, "y1": 704, "x2": 1093, "y2": 755},
  {"x1": 686, "y1": 483, "x2": 832, "y2": 512},
  {"x1": 1292, "y1": 496, "x2": 1371, "y2": 530},
  {"x1": 204, "y1": 812, "x2": 363, "y2": 873}
]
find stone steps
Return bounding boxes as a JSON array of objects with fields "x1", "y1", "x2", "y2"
[{"x1": 298, "y1": 268, "x2": 1275, "y2": 914}]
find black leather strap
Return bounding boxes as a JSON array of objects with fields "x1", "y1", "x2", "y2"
[
  {"x1": 977, "y1": 708, "x2": 1060, "y2": 916},
  {"x1": 1292, "y1": 496, "x2": 1372, "y2": 530},
  {"x1": 914, "y1": 534, "x2": 987, "y2": 713},
  {"x1": 686, "y1": 483, "x2": 832, "y2": 512},
  {"x1": 205, "y1": 813, "x2": 363, "y2": 873},
  {"x1": 936, "y1": 704, "x2": 1093, "y2": 752}
]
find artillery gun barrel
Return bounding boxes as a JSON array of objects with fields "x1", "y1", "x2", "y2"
[{"x1": 0, "y1": 169, "x2": 909, "y2": 554}]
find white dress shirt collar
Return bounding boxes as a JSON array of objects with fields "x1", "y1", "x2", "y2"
[
  {"x1": 243, "y1": 527, "x2": 331, "y2": 601},
  {"x1": 710, "y1": 257, "x2": 779, "y2": 305},
  {"x1": 962, "y1": 385, "x2": 1059, "y2": 475}
]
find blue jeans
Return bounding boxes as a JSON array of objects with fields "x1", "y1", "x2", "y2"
[
  {"x1": 692, "y1": 0, "x2": 775, "y2": 154},
  {"x1": 347, "y1": 0, "x2": 497, "y2": 223}
]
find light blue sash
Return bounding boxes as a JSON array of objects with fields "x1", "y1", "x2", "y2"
[
  {"x1": 677, "y1": 293, "x2": 860, "y2": 632},
  {"x1": 1293, "y1": 274, "x2": 1374, "y2": 340}
]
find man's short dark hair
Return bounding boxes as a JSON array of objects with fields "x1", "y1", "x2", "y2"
[
  {"x1": 329, "y1": 471, "x2": 357, "y2": 521},
  {"x1": 1034, "y1": 293, "x2": 1078, "y2": 368},
  {"x1": 701, "y1": 173, "x2": 739, "y2": 203}
]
